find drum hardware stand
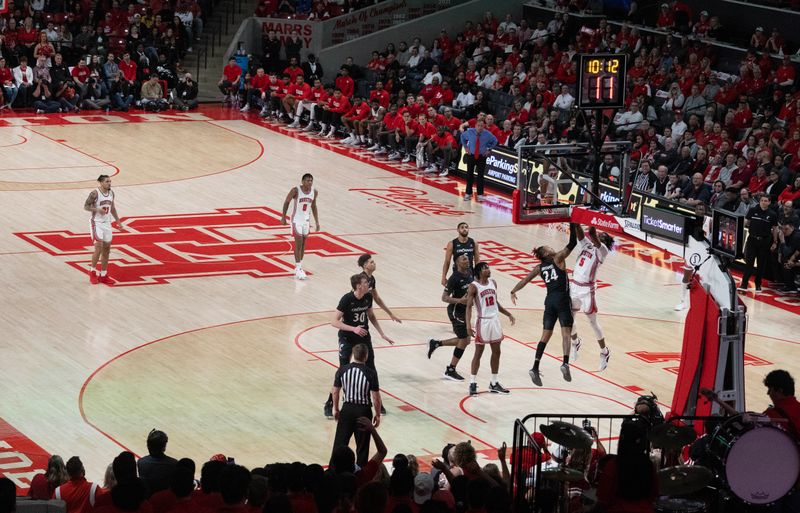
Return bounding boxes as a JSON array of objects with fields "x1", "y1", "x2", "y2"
[{"x1": 712, "y1": 306, "x2": 747, "y2": 415}]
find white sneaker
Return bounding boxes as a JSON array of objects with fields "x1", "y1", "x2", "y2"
[
  {"x1": 599, "y1": 348, "x2": 610, "y2": 372},
  {"x1": 463, "y1": 194, "x2": 471, "y2": 201},
  {"x1": 288, "y1": 120, "x2": 300, "y2": 128},
  {"x1": 401, "y1": 155, "x2": 411, "y2": 163},
  {"x1": 425, "y1": 165, "x2": 438, "y2": 173},
  {"x1": 476, "y1": 195, "x2": 486, "y2": 202},
  {"x1": 571, "y1": 336, "x2": 582, "y2": 362},
  {"x1": 325, "y1": 129, "x2": 336, "y2": 138},
  {"x1": 674, "y1": 302, "x2": 686, "y2": 311},
  {"x1": 303, "y1": 123, "x2": 316, "y2": 132},
  {"x1": 367, "y1": 143, "x2": 380, "y2": 151},
  {"x1": 374, "y1": 147, "x2": 387, "y2": 155},
  {"x1": 342, "y1": 135, "x2": 354, "y2": 144},
  {"x1": 298, "y1": 269, "x2": 307, "y2": 280},
  {"x1": 240, "y1": 104, "x2": 250, "y2": 112},
  {"x1": 439, "y1": 169, "x2": 449, "y2": 177}
]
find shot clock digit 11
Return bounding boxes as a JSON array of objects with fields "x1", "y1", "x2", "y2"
[{"x1": 577, "y1": 54, "x2": 627, "y2": 109}]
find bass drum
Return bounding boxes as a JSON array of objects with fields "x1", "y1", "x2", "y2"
[{"x1": 707, "y1": 414, "x2": 800, "y2": 504}]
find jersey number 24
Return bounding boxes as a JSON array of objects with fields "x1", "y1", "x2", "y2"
[{"x1": 542, "y1": 268, "x2": 558, "y2": 283}]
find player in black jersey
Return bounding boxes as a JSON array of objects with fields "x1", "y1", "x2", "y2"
[
  {"x1": 428, "y1": 253, "x2": 473, "y2": 381},
  {"x1": 441, "y1": 222, "x2": 481, "y2": 286},
  {"x1": 358, "y1": 254, "x2": 402, "y2": 323},
  {"x1": 324, "y1": 273, "x2": 395, "y2": 419},
  {"x1": 510, "y1": 223, "x2": 578, "y2": 386}
]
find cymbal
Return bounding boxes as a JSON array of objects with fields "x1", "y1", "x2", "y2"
[
  {"x1": 539, "y1": 421, "x2": 593, "y2": 449},
  {"x1": 648, "y1": 423, "x2": 697, "y2": 450},
  {"x1": 541, "y1": 467, "x2": 586, "y2": 482},
  {"x1": 658, "y1": 465, "x2": 713, "y2": 496}
]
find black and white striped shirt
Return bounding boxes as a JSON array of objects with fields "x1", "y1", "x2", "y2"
[{"x1": 334, "y1": 363, "x2": 379, "y2": 406}]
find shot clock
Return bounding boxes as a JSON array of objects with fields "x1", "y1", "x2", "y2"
[{"x1": 577, "y1": 54, "x2": 627, "y2": 109}]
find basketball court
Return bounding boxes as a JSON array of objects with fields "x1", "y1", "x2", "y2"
[{"x1": 0, "y1": 107, "x2": 797, "y2": 485}]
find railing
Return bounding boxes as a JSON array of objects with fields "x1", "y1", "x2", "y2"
[{"x1": 510, "y1": 413, "x2": 721, "y2": 513}]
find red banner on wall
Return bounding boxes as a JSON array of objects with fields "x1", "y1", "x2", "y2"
[{"x1": 0, "y1": 418, "x2": 50, "y2": 494}]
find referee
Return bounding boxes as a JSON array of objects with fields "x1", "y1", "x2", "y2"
[
  {"x1": 330, "y1": 343, "x2": 382, "y2": 466},
  {"x1": 739, "y1": 194, "x2": 779, "y2": 292}
]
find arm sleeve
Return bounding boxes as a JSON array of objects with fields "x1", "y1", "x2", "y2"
[{"x1": 566, "y1": 223, "x2": 578, "y2": 250}]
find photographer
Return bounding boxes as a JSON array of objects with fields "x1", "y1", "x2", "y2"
[
  {"x1": 174, "y1": 73, "x2": 198, "y2": 111},
  {"x1": 80, "y1": 73, "x2": 111, "y2": 111},
  {"x1": 109, "y1": 73, "x2": 134, "y2": 111}
]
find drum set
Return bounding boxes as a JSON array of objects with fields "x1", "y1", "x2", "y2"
[{"x1": 534, "y1": 412, "x2": 800, "y2": 513}]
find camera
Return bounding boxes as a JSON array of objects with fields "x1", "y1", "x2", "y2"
[{"x1": 582, "y1": 419, "x2": 595, "y2": 436}]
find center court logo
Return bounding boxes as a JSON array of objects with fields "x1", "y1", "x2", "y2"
[
  {"x1": 350, "y1": 186, "x2": 469, "y2": 216},
  {"x1": 15, "y1": 207, "x2": 371, "y2": 286}
]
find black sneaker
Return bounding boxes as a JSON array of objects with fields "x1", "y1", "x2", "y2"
[
  {"x1": 324, "y1": 402, "x2": 333, "y2": 419},
  {"x1": 428, "y1": 339, "x2": 440, "y2": 359},
  {"x1": 560, "y1": 364, "x2": 572, "y2": 382},
  {"x1": 444, "y1": 366, "x2": 464, "y2": 381},
  {"x1": 489, "y1": 382, "x2": 510, "y2": 394},
  {"x1": 380, "y1": 405, "x2": 387, "y2": 415},
  {"x1": 529, "y1": 368, "x2": 543, "y2": 387},
  {"x1": 469, "y1": 383, "x2": 478, "y2": 396}
]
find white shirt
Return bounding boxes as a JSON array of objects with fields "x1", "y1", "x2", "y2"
[
  {"x1": 531, "y1": 28, "x2": 549, "y2": 44},
  {"x1": 671, "y1": 120, "x2": 688, "y2": 142},
  {"x1": 454, "y1": 91, "x2": 475, "y2": 107},
  {"x1": 553, "y1": 92, "x2": 574, "y2": 110},
  {"x1": 498, "y1": 20, "x2": 518, "y2": 34},
  {"x1": 12, "y1": 65, "x2": 33, "y2": 86},
  {"x1": 614, "y1": 110, "x2": 643, "y2": 132},
  {"x1": 406, "y1": 54, "x2": 421, "y2": 68},
  {"x1": 422, "y1": 71, "x2": 442, "y2": 85}
]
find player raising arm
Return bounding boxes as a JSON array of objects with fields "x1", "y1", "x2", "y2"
[{"x1": 510, "y1": 223, "x2": 577, "y2": 386}]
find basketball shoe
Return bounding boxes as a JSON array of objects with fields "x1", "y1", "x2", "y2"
[
  {"x1": 560, "y1": 364, "x2": 572, "y2": 382},
  {"x1": 469, "y1": 383, "x2": 478, "y2": 396},
  {"x1": 489, "y1": 382, "x2": 510, "y2": 394},
  {"x1": 571, "y1": 336, "x2": 582, "y2": 362},
  {"x1": 380, "y1": 405, "x2": 387, "y2": 415},
  {"x1": 599, "y1": 347, "x2": 610, "y2": 372},
  {"x1": 90, "y1": 271, "x2": 99, "y2": 284},
  {"x1": 323, "y1": 401, "x2": 333, "y2": 419},
  {"x1": 444, "y1": 365, "x2": 464, "y2": 381},
  {"x1": 529, "y1": 368, "x2": 542, "y2": 386},
  {"x1": 427, "y1": 339, "x2": 441, "y2": 359}
]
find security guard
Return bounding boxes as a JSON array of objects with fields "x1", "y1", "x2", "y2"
[{"x1": 739, "y1": 194, "x2": 778, "y2": 292}]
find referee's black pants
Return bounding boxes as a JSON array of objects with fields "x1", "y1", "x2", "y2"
[
  {"x1": 741, "y1": 235, "x2": 772, "y2": 289},
  {"x1": 331, "y1": 402, "x2": 373, "y2": 466},
  {"x1": 464, "y1": 154, "x2": 487, "y2": 197}
]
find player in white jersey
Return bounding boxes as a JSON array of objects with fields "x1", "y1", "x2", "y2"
[
  {"x1": 281, "y1": 173, "x2": 320, "y2": 280},
  {"x1": 84, "y1": 174, "x2": 121, "y2": 285},
  {"x1": 569, "y1": 224, "x2": 614, "y2": 371},
  {"x1": 464, "y1": 262, "x2": 515, "y2": 396}
]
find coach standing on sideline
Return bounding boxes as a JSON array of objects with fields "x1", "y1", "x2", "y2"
[
  {"x1": 739, "y1": 194, "x2": 779, "y2": 292},
  {"x1": 331, "y1": 343, "x2": 382, "y2": 467},
  {"x1": 460, "y1": 119, "x2": 498, "y2": 202}
]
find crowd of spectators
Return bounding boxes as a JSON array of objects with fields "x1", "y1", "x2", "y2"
[
  {"x1": 254, "y1": 0, "x2": 384, "y2": 20},
  {"x1": 0, "y1": 0, "x2": 203, "y2": 111},
  {"x1": 225, "y1": 0, "x2": 800, "y2": 290}
]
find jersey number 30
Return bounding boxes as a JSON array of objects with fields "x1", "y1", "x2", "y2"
[{"x1": 352, "y1": 312, "x2": 366, "y2": 324}]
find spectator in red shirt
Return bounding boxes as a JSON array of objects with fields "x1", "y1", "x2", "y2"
[
  {"x1": 425, "y1": 124, "x2": 457, "y2": 176},
  {"x1": 284, "y1": 74, "x2": 312, "y2": 125},
  {"x1": 368, "y1": 103, "x2": 399, "y2": 154},
  {"x1": 29, "y1": 455, "x2": 69, "y2": 500},
  {"x1": 283, "y1": 57, "x2": 304, "y2": 84},
  {"x1": 218, "y1": 57, "x2": 241, "y2": 99},
  {"x1": 297, "y1": 78, "x2": 327, "y2": 132},
  {"x1": 484, "y1": 114, "x2": 502, "y2": 140},
  {"x1": 341, "y1": 96, "x2": 371, "y2": 145},
  {"x1": 319, "y1": 88, "x2": 350, "y2": 138},
  {"x1": 419, "y1": 77, "x2": 442, "y2": 106},
  {"x1": 369, "y1": 81, "x2": 390, "y2": 109},
  {"x1": 54, "y1": 457, "x2": 100, "y2": 513},
  {"x1": 411, "y1": 113, "x2": 436, "y2": 167},
  {"x1": 775, "y1": 55, "x2": 796, "y2": 93},
  {"x1": 441, "y1": 107, "x2": 462, "y2": 134},
  {"x1": 118, "y1": 52, "x2": 138, "y2": 92},
  {"x1": 0, "y1": 57, "x2": 19, "y2": 108},
  {"x1": 240, "y1": 67, "x2": 268, "y2": 113},
  {"x1": 656, "y1": 3, "x2": 675, "y2": 29},
  {"x1": 749, "y1": 166, "x2": 769, "y2": 193},
  {"x1": 388, "y1": 110, "x2": 415, "y2": 160},
  {"x1": 335, "y1": 67, "x2": 354, "y2": 99}
]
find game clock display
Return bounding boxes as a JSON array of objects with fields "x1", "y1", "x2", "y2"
[
  {"x1": 577, "y1": 54, "x2": 627, "y2": 109},
  {"x1": 711, "y1": 209, "x2": 744, "y2": 259}
]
